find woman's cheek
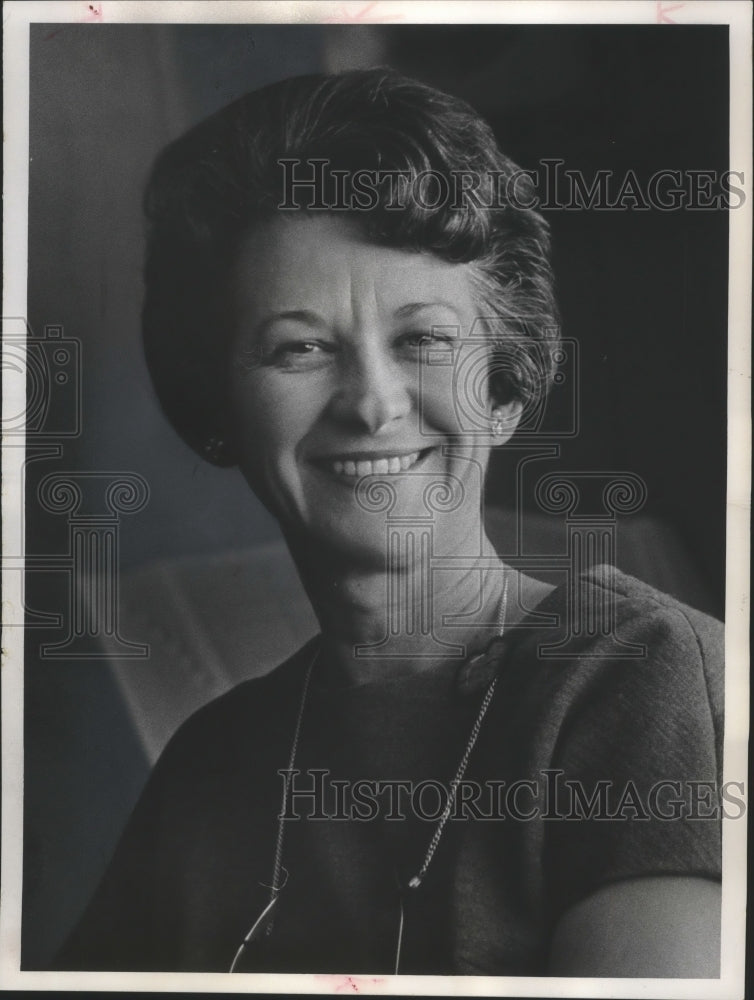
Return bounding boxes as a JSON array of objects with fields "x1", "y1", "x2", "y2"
[
  {"x1": 418, "y1": 373, "x2": 468, "y2": 437},
  {"x1": 233, "y1": 372, "x2": 321, "y2": 477},
  {"x1": 418, "y1": 340, "x2": 493, "y2": 438},
  {"x1": 232, "y1": 369, "x2": 288, "y2": 438}
]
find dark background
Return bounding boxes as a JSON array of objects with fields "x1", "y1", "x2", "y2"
[{"x1": 23, "y1": 23, "x2": 729, "y2": 968}]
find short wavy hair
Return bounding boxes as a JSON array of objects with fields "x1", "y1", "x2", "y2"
[{"x1": 142, "y1": 68, "x2": 559, "y2": 465}]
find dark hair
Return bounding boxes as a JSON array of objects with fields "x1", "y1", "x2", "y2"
[{"x1": 142, "y1": 68, "x2": 559, "y2": 464}]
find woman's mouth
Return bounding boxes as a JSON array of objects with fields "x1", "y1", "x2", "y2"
[{"x1": 318, "y1": 449, "x2": 432, "y2": 479}]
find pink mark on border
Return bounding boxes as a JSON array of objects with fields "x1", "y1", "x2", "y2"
[
  {"x1": 83, "y1": 2, "x2": 103, "y2": 20},
  {"x1": 656, "y1": 1, "x2": 685, "y2": 22},
  {"x1": 322, "y1": 2, "x2": 404, "y2": 23},
  {"x1": 314, "y1": 975, "x2": 387, "y2": 993}
]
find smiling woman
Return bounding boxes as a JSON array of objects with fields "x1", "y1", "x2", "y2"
[
  {"x1": 53, "y1": 68, "x2": 723, "y2": 977},
  {"x1": 228, "y1": 214, "x2": 510, "y2": 564}
]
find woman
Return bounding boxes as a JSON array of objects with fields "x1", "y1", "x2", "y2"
[{"x1": 56, "y1": 69, "x2": 723, "y2": 977}]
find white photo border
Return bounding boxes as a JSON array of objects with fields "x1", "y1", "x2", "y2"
[{"x1": 2, "y1": 2, "x2": 750, "y2": 997}]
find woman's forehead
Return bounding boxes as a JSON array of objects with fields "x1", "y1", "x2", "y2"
[{"x1": 231, "y1": 214, "x2": 478, "y2": 318}]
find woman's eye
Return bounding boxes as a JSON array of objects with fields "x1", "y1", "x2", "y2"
[
  {"x1": 271, "y1": 339, "x2": 335, "y2": 368},
  {"x1": 233, "y1": 337, "x2": 335, "y2": 372},
  {"x1": 281, "y1": 341, "x2": 320, "y2": 354},
  {"x1": 401, "y1": 331, "x2": 456, "y2": 353}
]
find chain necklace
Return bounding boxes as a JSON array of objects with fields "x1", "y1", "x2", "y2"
[{"x1": 229, "y1": 574, "x2": 509, "y2": 974}]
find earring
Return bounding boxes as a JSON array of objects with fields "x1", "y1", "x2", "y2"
[
  {"x1": 204, "y1": 435, "x2": 228, "y2": 463},
  {"x1": 491, "y1": 409, "x2": 505, "y2": 437}
]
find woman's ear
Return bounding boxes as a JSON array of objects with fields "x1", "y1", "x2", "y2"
[{"x1": 490, "y1": 400, "x2": 523, "y2": 444}]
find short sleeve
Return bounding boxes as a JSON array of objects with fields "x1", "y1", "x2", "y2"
[{"x1": 542, "y1": 589, "x2": 723, "y2": 922}]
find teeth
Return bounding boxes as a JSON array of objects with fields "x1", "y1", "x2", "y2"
[{"x1": 329, "y1": 451, "x2": 423, "y2": 477}]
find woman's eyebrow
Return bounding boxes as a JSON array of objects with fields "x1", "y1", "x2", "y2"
[
  {"x1": 253, "y1": 309, "x2": 326, "y2": 337},
  {"x1": 393, "y1": 301, "x2": 462, "y2": 320}
]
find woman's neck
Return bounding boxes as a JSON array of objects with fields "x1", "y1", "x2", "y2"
[{"x1": 283, "y1": 527, "x2": 550, "y2": 685}]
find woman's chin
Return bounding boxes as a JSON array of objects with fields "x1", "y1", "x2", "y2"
[
  {"x1": 283, "y1": 502, "x2": 483, "y2": 573},
  {"x1": 285, "y1": 511, "x2": 392, "y2": 566},
  {"x1": 266, "y1": 455, "x2": 486, "y2": 564}
]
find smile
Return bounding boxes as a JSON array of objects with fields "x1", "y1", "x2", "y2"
[{"x1": 325, "y1": 450, "x2": 429, "y2": 478}]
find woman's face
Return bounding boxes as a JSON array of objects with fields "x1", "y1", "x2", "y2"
[{"x1": 228, "y1": 214, "x2": 518, "y2": 562}]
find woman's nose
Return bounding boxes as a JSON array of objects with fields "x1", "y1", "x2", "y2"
[{"x1": 329, "y1": 351, "x2": 412, "y2": 434}]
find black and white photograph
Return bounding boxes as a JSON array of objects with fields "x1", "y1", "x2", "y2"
[{"x1": 1, "y1": 1, "x2": 750, "y2": 995}]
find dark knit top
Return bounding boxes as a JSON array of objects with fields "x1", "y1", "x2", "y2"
[{"x1": 55, "y1": 567, "x2": 724, "y2": 974}]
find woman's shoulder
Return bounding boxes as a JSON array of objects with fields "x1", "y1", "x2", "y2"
[
  {"x1": 586, "y1": 563, "x2": 721, "y2": 624},
  {"x1": 498, "y1": 566, "x2": 724, "y2": 746},
  {"x1": 151, "y1": 637, "x2": 319, "y2": 773},
  {"x1": 490, "y1": 566, "x2": 725, "y2": 798},
  {"x1": 582, "y1": 564, "x2": 723, "y2": 680},
  {"x1": 516, "y1": 564, "x2": 723, "y2": 660}
]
